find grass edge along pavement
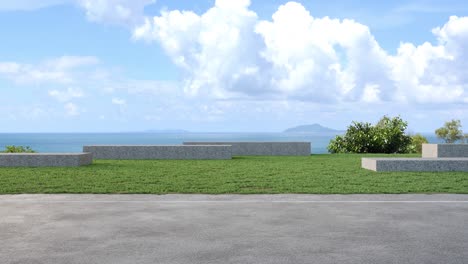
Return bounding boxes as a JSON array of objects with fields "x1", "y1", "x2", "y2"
[{"x1": 0, "y1": 154, "x2": 467, "y2": 194}]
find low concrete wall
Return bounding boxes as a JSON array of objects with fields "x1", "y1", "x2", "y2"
[
  {"x1": 0, "y1": 153, "x2": 93, "y2": 167},
  {"x1": 183, "y1": 142, "x2": 311, "y2": 156},
  {"x1": 422, "y1": 144, "x2": 468, "y2": 158},
  {"x1": 362, "y1": 157, "x2": 468, "y2": 172},
  {"x1": 83, "y1": 145, "x2": 232, "y2": 160}
]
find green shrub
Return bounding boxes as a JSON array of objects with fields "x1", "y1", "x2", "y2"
[
  {"x1": 327, "y1": 115, "x2": 412, "y2": 154},
  {"x1": 408, "y1": 134, "x2": 429, "y2": 154},
  {"x1": 1, "y1": 145, "x2": 36, "y2": 153}
]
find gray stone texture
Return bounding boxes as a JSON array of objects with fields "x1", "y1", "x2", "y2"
[
  {"x1": 183, "y1": 142, "x2": 311, "y2": 156},
  {"x1": 83, "y1": 145, "x2": 232, "y2": 160},
  {"x1": 422, "y1": 143, "x2": 468, "y2": 158},
  {"x1": 362, "y1": 157, "x2": 468, "y2": 172},
  {"x1": 0, "y1": 153, "x2": 93, "y2": 167}
]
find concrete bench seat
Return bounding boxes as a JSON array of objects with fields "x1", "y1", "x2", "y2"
[
  {"x1": 422, "y1": 144, "x2": 468, "y2": 158},
  {"x1": 183, "y1": 142, "x2": 311, "y2": 156},
  {"x1": 0, "y1": 153, "x2": 92, "y2": 167},
  {"x1": 83, "y1": 145, "x2": 232, "y2": 160},
  {"x1": 362, "y1": 157, "x2": 468, "y2": 172}
]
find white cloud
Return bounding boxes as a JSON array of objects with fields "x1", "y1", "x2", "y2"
[
  {"x1": 132, "y1": 1, "x2": 389, "y2": 102},
  {"x1": 104, "y1": 79, "x2": 179, "y2": 96},
  {"x1": 64, "y1": 102, "x2": 79, "y2": 116},
  {"x1": 1, "y1": 1, "x2": 467, "y2": 132},
  {"x1": 132, "y1": 1, "x2": 468, "y2": 105},
  {"x1": 0, "y1": 0, "x2": 154, "y2": 26},
  {"x1": 390, "y1": 16, "x2": 468, "y2": 103},
  {"x1": 42, "y1": 56, "x2": 99, "y2": 70},
  {"x1": 255, "y1": 2, "x2": 393, "y2": 102},
  {"x1": 133, "y1": 0, "x2": 262, "y2": 99},
  {"x1": 77, "y1": 0, "x2": 155, "y2": 26},
  {"x1": 0, "y1": 56, "x2": 99, "y2": 84},
  {"x1": 0, "y1": 0, "x2": 72, "y2": 11},
  {"x1": 48, "y1": 87, "x2": 84, "y2": 102},
  {"x1": 0, "y1": 62, "x2": 21, "y2": 74},
  {"x1": 5, "y1": 1, "x2": 466, "y2": 105},
  {"x1": 361, "y1": 84, "x2": 381, "y2": 103},
  {"x1": 111, "y1": 97, "x2": 126, "y2": 105},
  {"x1": 111, "y1": 97, "x2": 127, "y2": 117}
]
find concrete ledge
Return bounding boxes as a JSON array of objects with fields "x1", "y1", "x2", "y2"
[
  {"x1": 0, "y1": 153, "x2": 93, "y2": 167},
  {"x1": 183, "y1": 142, "x2": 311, "y2": 156},
  {"x1": 83, "y1": 145, "x2": 232, "y2": 160},
  {"x1": 422, "y1": 144, "x2": 468, "y2": 158},
  {"x1": 362, "y1": 157, "x2": 468, "y2": 172}
]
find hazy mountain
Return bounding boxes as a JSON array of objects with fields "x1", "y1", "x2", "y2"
[
  {"x1": 144, "y1": 129, "x2": 190, "y2": 133},
  {"x1": 284, "y1": 124, "x2": 343, "y2": 134}
]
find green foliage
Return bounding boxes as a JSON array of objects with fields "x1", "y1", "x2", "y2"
[
  {"x1": 2, "y1": 145, "x2": 36, "y2": 153},
  {"x1": 435, "y1": 119, "x2": 464, "y2": 143},
  {"x1": 328, "y1": 115, "x2": 412, "y2": 154},
  {"x1": 328, "y1": 122, "x2": 378, "y2": 153},
  {"x1": 375, "y1": 116, "x2": 413, "y2": 153},
  {"x1": 408, "y1": 134, "x2": 429, "y2": 154}
]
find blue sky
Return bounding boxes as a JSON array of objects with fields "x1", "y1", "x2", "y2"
[{"x1": 0, "y1": 0, "x2": 467, "y2": 132}]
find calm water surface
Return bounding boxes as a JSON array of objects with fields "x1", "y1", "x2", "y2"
[{"x1": 0, "y1": 133, "x2": 441, "y2": 154}]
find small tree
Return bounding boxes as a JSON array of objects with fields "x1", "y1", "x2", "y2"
[
  {"x1": 435, "y1": 120, "x2": 464, "y2": 143},
  {"x1": 375, "y1": 116, "x2": 412, "y2": 153},
  {"x1": 408, "y1": 134, "x2": 429, "y2": 154},
  {"x1": 327, "y1": 115, "x2": 412, "y2": 154}
]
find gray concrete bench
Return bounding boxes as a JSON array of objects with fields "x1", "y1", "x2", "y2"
[
  {"x1": 362, "y1": 157, "x2": 468, "y2": 172},
  {"x1": 183, "y1": 142, "x2": 311, "y2": 156},
  {"x1": 83, "y1": 145, "x2": 232, "y2": 160},
  {"x1": 422, "y1": 144, "x2": 468, "y2": 158},
  {"x1": 0, "y1": 153, "x2": 93, "y2": 167}
]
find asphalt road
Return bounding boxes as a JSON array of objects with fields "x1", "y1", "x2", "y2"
[{"x1": 1, "y1": 194, "x2": 467, "y2": 264}]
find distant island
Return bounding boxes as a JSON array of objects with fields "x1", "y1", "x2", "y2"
[
  {"x1": 144, "y1": 129, "x2": 190, "y2": 133},
  {"x1": 283, "y1": 124, "x2": 344, "y2": 134}
]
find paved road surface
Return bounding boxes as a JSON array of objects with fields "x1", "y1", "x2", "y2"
[{"x1": 1, "y1": 194, "x2": 467, "y2": 264}]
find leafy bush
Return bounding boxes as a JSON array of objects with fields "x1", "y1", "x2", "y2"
[
  {"x1": 408, "y1": 134, "x2": 429, "y2": 154},
  {"x1": 435, "y1": 119, "x2": 464, "y2": 143},
  {"x1": 328, "y1": 116, "x2": 412, "y2": 154},
  {"x1": 1, "y1": 145, "x2": 36, "y2": 153}
]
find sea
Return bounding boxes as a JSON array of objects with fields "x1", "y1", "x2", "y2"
[{"x1": 0, "y1": 133, "x2": 442, "y2": 154}]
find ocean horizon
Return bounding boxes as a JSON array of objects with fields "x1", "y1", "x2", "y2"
[{"x1": 0, "y1": 132, "x2": 443, "y2": 154}]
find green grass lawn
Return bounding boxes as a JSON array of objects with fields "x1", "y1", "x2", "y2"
[{"x1": 0, "y1": 154, "x2": 467, "y2": 194}]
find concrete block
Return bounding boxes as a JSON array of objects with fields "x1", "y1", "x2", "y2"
[
  {"x1": 183, "y1": 142, "x2": 311, "y2": 156},
  {"x1": 362, "y1": 157, "x2": 468, "y2": 172},
  {"x1": 422, "y1": 144, "x2": 468, "y2": 158},
  {"x1": 0, "y1": 153, "x2": 93, "y2": 167},
  {"x1": 83, "y1": 145, "x2": 232, "y2": 160}
]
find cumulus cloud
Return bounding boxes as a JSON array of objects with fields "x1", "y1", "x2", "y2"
[
  {"x1": 132, "y1": 1, "x2": 468, "y2": 104},
  {"x1": 255, "y1": 2, "x2": 394, "y2": 102},
  {"x1": 2, "y1": 0, "x2": 467, "y2": 131},
  {"x1": 133, "y1": 0, "x2": 265, "y2": 98},
  {"x1": 5, "y1": 1, "x2": 466, "y2": 105},
  {"x1": 390, "y1": 16, "x2": 468, "y2": 103}
]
